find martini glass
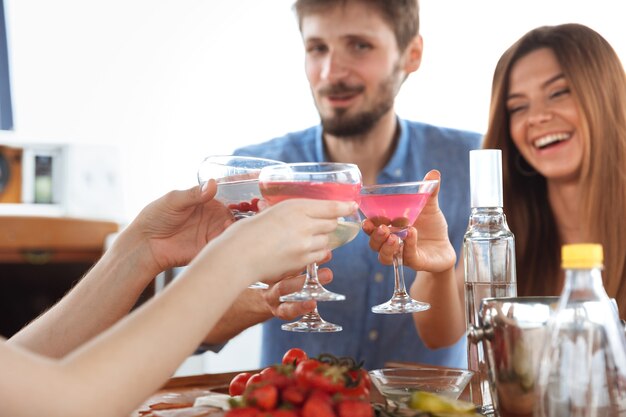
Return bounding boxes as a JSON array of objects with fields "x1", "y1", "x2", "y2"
[
  {"x1": 259, "y1": 162, "x2": 362, "y2": 332},
  {"x1": 359, "y1": 180, "x2": 438, "y2": 314},
  {"x1": 197, "y1": 155, "x2": 285, "y2": 289}
]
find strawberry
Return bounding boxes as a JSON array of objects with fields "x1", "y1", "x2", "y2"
[
  {"x1": 260, "y1": 365, "x2": 295, "y2": 389},
  {"x1": 281, "y1": 385, "x2": 307, "y2": 406},
  {"x1": 264, "y1": 410, "x2": 299, "y2": 417},
  {"x1": 337, "y1": 400, "x2": 373, "y2": 417},
  {"x1": 245, "y1": 384, "x2": 279, "y2": 411},
  {"x1": 225, "y1": 407, "x2": 260, "y2": 417},
  {"x1": 302, "y1": 390, "x2": 335, "y2": 417}
]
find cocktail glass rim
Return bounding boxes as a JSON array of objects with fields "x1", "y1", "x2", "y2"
[
  {"x1": 197, "y1": 155, "x2": 286, "y2": 185},
  {"x1": 360, "y1": 179, "x2": 439, "y2": 192}
]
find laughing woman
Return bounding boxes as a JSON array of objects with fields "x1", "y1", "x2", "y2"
[{"x1": 482, "y1": 23, "x2": 626, "y2": 310}]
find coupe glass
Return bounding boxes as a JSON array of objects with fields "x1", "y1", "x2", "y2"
[
  {"x1": 259, "y1": 162, "x2": 362, "y2": 332},
  {"x1": 197, "y1": 155, "x2": 285, "y2": 289},
  {"x1": 359, "y1": 180, "x2": 438, "y2": 314}
]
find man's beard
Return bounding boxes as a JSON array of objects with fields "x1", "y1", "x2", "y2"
[{"x1": 317, "y1": 70, "x2": 399, "y2": 139}]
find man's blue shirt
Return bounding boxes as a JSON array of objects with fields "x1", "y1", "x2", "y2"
[{"x1": 234, "y1": 118, "x2": 482, "y2": 370}]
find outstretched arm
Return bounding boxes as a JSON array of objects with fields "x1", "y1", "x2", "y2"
[
  {"x1": 1, "y1": 197, "x2": 358, "y2": 417},
  {"x1": 8, "y1": 181, "x2": 233, "y2": 357},
  {"x1": 362, "y1": 170, "x2": 466, "y2": 348}
]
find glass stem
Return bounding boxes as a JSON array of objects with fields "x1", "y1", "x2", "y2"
[
  {"x1": 302, "y1": 262, "x2": 322, "y2": 290},
  {"x1": 392, "y1": 238, "x2": 409, "y2": 298},
  {"x1": 299, "y1": 307, "x2": 322, "y2": 323}
]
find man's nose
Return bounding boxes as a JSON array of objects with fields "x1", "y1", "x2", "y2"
[{"x1": 320, "y1": 52, "x2": 349, "y2": 82}]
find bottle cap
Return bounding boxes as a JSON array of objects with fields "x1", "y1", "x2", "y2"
[
  {"x1": 469, "y1": 149, "x2": 503, "y2": 208},
  {"x1": 562, "y1": 243, "x2": 604, "y2": 269}
]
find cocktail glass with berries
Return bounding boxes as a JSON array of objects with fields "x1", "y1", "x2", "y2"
[
  {"x1": 259, "y1": 162, "x2": 362, "y2": 332},
  {"x1": 359, "y1": 180, "x2": 438, "y2": 314},
  {"x1": 197, "y1": 155, "x2": 285, "y2": 289}
]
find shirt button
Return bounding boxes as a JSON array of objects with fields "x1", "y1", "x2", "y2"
[
  {"x1": 394, "y1": 168, "x2": 402, "y2": 177},
  {"x1": 374, "y1": 272, "x2": 384, "y2": 283},
  {"x1": 369, "y1": 330, "x2": 379, "y2": 341}
]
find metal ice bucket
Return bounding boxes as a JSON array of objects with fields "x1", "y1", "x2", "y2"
[{"x1": 468, "y1": 296, "x2": 560, "y2": 417}]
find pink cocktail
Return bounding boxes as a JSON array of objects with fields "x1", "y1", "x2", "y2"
[
  {"x1": 259, "y1": 163, "x2": 362, "y2": 333},
  {"x1": 359, "y1": 193, "x2": 431, "y2": 232},
  {"x1": 262, "y1": 181, "x2": 362, "y2": 250},
  {"x1": 360, "y1": 180, "x2": 438, "y2": 314}
]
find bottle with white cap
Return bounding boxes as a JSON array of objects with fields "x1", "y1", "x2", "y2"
[{"x1": 464, "y1": 149, "x2": 517, "y2": 413}]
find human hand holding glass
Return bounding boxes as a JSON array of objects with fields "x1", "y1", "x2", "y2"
[
  {"x1": 197, "y1": 155, "x2": 285, "y2": 289},
  {"x1": 362, "y1": 170, "x2": 457, "y2": 275},
  {"x1": 259, "y1": 162, "x2": 362, "y2": 332},
  {"x1": 360, "y1": 176, "x2": 439, "y2": 314}
]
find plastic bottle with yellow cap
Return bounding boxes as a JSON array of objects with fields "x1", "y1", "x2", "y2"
[{"x1": 535, "y1": 243, "x2": 626, "y2": 416}]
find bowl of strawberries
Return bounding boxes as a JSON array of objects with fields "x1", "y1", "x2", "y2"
[{"x1": 225, "y1": 348, "x2": 373, "y2": 417}]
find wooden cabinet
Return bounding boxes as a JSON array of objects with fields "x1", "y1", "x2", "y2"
[{"x1": 0, "y1": 216, "x2": 118, "y2": 337}]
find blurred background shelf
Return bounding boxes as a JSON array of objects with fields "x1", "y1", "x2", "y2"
[
  {"x1": 0, "y1": 203, "x2": 63, "y2": 216},
  {"x1": 0, "y1": 215, "x2": 119, "y2": 337}
]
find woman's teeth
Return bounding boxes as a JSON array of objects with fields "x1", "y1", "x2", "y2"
[{"x1": 534, "y1": 133, "x2": 571, "y2": 149}]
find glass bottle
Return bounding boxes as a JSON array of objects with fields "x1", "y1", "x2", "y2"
[
  {"x1": 464, "y1": 149, "x2": 517, "y2": 414},
  {"x1": 535, "y1": 244, "x2": 626, "y2": 417}
]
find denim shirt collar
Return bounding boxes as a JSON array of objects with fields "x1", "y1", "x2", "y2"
[{"x1": 313, "y1": 117, "x2": 408, "y2": 183}]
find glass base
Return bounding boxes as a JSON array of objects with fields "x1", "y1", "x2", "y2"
[
  {"x1": 371, "y1": 296, "x2": 430, "y2": 314},
  {"x1": 248, "y1": 281, "x2": 269, "y2": 289},
  {"x1": 281, "y1": 319, "x2": 342, "y2": 332},
  {"x1": 279, "y1": 288, "x2": 345, "y2": 302}
]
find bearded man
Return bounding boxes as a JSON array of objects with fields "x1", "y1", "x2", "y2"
[{"x1": 233, "y1": 0, "x2": 481, "y2": 369}]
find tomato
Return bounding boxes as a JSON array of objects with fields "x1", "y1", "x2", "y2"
[
  {"x1": 339, "y1": 369, "x2": 371, "y2": 399},
  {"x1": 282, "y1": 348, "x2": 308, "y2": 366},
  {"x1": 260, "y1": 365, "x2": 294, "y2": 389},
  {"x1": 359, "y1": 369, "x2": 372, "y2": 391},
  {"x1": 339, "y1": 382, "x2": 369, "y2": 400},
  {"x1": 294, "y1": 359, "x2": 322, "y2": 388},
  {"x1": 308, "y1": 365, "x2": 346, "y2": 393},
  {"x1": 246, "y1": 372, "x2": 263, "y2": 388},
  {"x1": 229, "y1": 372, "x2": 252, "y2": 396}
]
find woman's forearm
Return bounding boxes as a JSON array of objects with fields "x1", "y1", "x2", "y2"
[
  {"x1": 3, "y1": 240, "x2": 251, "y2": 417},
  {"x1": 410, "y1": 267, "x2": 466, "y2": 349}
]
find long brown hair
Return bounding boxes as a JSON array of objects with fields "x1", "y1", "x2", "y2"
[{"x1": 482, "y1": 24, "x2": 626, "y2": 316}]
